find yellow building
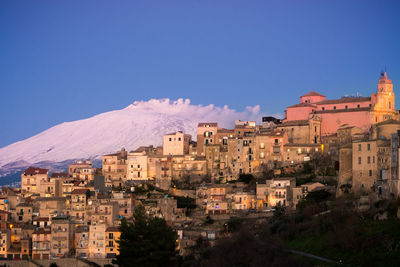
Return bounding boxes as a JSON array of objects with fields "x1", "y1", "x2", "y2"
[{"x1": 105, "y1": 226, "x2": 120, "y2": 258}]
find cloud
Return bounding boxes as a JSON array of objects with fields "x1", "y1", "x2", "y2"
[{"x1": 127, "y1": 98, "x2": 277, "y2": 129}]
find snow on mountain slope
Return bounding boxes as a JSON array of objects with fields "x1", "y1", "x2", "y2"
[{"x1": 0, "y1": 98, "x2": 268, "y2": 168}]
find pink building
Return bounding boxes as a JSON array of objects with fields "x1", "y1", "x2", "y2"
[{"x1": 284, "y1": 73, "x2": 398, "y2": 136}]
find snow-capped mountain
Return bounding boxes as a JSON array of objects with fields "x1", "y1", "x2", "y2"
[{"x1": 0, "y1": 99, "x2": 268, "y2": 174}]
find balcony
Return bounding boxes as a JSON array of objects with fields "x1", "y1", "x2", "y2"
[{"x1": 274, "y1": 194, "x2": 286, "y2": 199}]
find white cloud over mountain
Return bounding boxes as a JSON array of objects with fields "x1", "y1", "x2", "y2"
[{"x1": 0, "y1": 98, "x2": 276, "y2": 168}]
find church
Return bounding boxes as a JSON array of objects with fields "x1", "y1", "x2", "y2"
[{"x1": 280, "y1": 72, "x2": 399, "y2": 145}]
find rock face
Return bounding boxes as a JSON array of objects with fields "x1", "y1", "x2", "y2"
[{"x1": 0, "y1": 98, "x2": 265, "y2": 170}]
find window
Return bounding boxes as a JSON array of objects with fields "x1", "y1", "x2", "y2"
[
  {"x1": 260, "y1": 152, "x2": 265, "y2": 159},
  {"x1": 333, "y1": 106, "x2": 336, "y2": 110},
  {"x1": 169, "y1": 138, "x2": 172, "y2": 141},
  {"x1": 345, "y1": 105, "x2": 348, "y2": 109},
  {"x1": 389, "y1": 102, "x2": 391, "y2": 109},
  {"x1": 109, "y1": 233, "x2": 114, "y2": 239},
  {"x1": 358, "y1": 144, "x2": 361, "y2": 151},
  {"x1": 373, "y1": 156, "x2": 375, "y2": 163},
  {"x1": 369, "y1": 170, "x2": 372, "y2": 176},
  {"x1": 367, "y1": 144, "x2": 370, "y2": 151},
  {"x1": 314, "y1": 126, "x2": 317, "y2": 132},
  {"x1": 357, "y1": 104, "x2": 360, "y2": 108},
  {"x1": 178, "y1": 137, "x2": 181, "y2": 141},
  {"x1": 358, "y1": 157, "x2": 361, "y2": 164},
  {"x1": 322, "y1": 107, "x2": 325, "y2": 110},
  {"x1": 367, "y1": 156, "x2": 370, "y2": 163}
]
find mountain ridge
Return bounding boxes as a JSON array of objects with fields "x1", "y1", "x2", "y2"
[{"x1": 0, "y1": 98, "x2": 271, "y2": 172}]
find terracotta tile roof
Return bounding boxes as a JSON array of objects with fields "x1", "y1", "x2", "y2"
[
  {"x1": 106, "y1": 226, "x2": 120, "y2": 232},
  {"x1": 302, "y1": 90, "x2": 325, "y2": 97},
  {"x1": 198, "y1": 123, "x2": 218, "y2": 127},
  {"x1": 51, "y1": 172, "x2": 69, "y2": 178},
  {"x1": 23, "y1": 167, "x2": 48, "y2": 176},
  {"x1": 316, "y1": 96, "x2": 371, "y2": 105},
  {"x1": 287, "y1": 103, "x2": 317, "y2": 108},
  {"x1": 71, "y1": 189, "x2": 90, "y2": 195}
]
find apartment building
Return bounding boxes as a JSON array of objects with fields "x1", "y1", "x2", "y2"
[
  {"x1": 127, "y1": 151, "x2": 149, "y2": 181},
  {"x1": 21, "y1": 167, "x2": 49, "y2": 195}
]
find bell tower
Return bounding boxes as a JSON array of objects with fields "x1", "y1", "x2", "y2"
[{"x1": 371, "y1": 72, "x2": 397, "y2": 123}]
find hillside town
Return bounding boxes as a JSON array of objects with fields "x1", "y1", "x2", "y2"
[{"x1": 1, "y1": 72, "x2": 400, "y2": 265}]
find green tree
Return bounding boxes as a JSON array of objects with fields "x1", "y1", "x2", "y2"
[{"x1": 114, "y1": 205, "x2": 178, "y2": 267}]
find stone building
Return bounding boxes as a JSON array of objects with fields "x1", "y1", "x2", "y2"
[{"x1": 163, "y1": 131, "x2": 192, "y2": 156}]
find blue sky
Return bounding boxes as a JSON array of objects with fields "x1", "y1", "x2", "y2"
[{"x1": 1, "y1": 0, "x2": 400, "y2": 147}]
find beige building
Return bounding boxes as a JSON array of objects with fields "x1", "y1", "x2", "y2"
[
  {"x1": 75, "y1": 225, "x2": 89, "y2": 258},
  {"x1": 15, "y1": 203, "x2": 33, "y2": 223},
  {"x1": 230, "y1": 191, "x2": 256, "y2": 210},
  {"x1": 102, "y1": 149, "x2": 128, "y2": 187},
  {"x1": 256, "y1": 177, "x2": 296, "y2": 208},
  {"x1": 0, "y1": 229, "x2": 11, "y2": 259},
  {"x1": 50, "y1": 215, "x2": 74, "y2": 258},
  {"x1": 277, "y1": 114, "x2": 322, "y2": 145},
  {"x1": 87, "y1": 199, "x2": 119, "y2": 226},
  {"x1": 89, "y1": 224, "x2": 106, "y2": 258},
  {"x1": 352, "y1": 139, "x2": 390, "y2": 196},
  {"x1": 171, "y1": 155, "x2": 207, "y2": 181},
  {"x1": 68, "y1": 160, "x2": 92, "y2": 176},
  {"x1": 70, "y1": 189, "x2": 90, "y2": 223},
  {"x1": 127, "y1": 151, "x2": 149, "y2": 181},
  {"x1": 163, "y1": 131, "x2": 191, "y2": 156},
  {"x1": 33, "y1": 197, "x2": 67, "y2": 218},
  {"x1": 21, "y1": 167, "x2": 49, "y2": 195},
  {"x1": 32, "y1": 228, "x2": 51, "y2": 260},
  {"x1": 197, "y1": 123, "x2": 219, "y2": 156}
]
